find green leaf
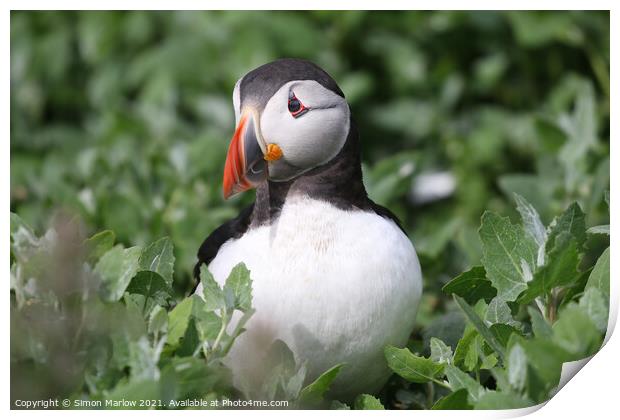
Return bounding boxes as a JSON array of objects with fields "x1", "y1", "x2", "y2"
[
  {"x1": 520, "y1": 338, "x2": 568, "y2": 388},
  {"x1": 489, "y1": 323, "x2": 521, "y2": 349},
  {"x1": 453, "y1": 296, "x2": 505, "y2": 361},
  {"x1": 138, "y1": 237, "x2": 175, "y2": 286},
  {"x1": 128, "y1": 336, "x2": 160, "y2": 381},
  {"x1": 430, "y1": 338, "x2": 453, "y2": 365},
  {"x1": 260, "y1": 340, "x2": 295, "y2": 397},
  {"x1": 507, "y1": 343, "x2": 527, "y2": 391},
  {"x1": 188, "y1": 293, "x2": 230, "y2": 346},
  {"x1": 299, "y1": 364, "x2": 344, "y2": 407},
  {"x1": 442, "y1": 266, "x2": 496, "y2": 305},
  {"x1": 160, "y1": 357, "x2": 222, "y2": 400},
  {"x1": 193, "y1": 308, "x2": 223, "y2": 343},
  {"x1": 354, "y1": 394, "x2": 384, "y2": 410},
  {"x1": 480, "y1": 352, "x2": 498, "y2": 370},
  {"x1": 84, "y1": 230, "x2": 115, "y2": 264},
  {"x1": 490, "y1": 367, "x2": 511, "y2": 392},
  {"x1": 535, "y1": 116, "x2": 567, "y2": 152},
  {"x1": 528, "y1": 307, "x2": 552, "y2": 338},
  {"x1": 95, "y1": 245, "x2": 142, "y2": 302},
  {"x1": 223, "y1": 263, "x2": 252, "y2": 312},
  {"x1": 285, "y1": 362, "x2": 308, "y2": 402},
  {"x1": 453, "y1": 329, "x2": 479, "y2": 372},
  {"x1": 218, "y1": 308, "x2": 254, "y2": 355},
  {"x1": 431, "y1": 389, "x2": 473, "y2": 409},
  {"x1": 552, "y1": 305, "x2": 602, "y2": 359},
  {"x1": 587, "y1": 225, "x2": 609, "y2": 235},
  {"x1": 260, "y1": 340, "x2": 305, "y2": 401},
  {"x1": 464, "y1": 335, "x2": 483, "y2": 372},
  {"x1": 546, "y1": 202, "x2": 586, "y2": 252},
  {"x1": 517, "y1": 233, "x2": 580, "y2": 304},
  {"x1": 585, "y1": 247, "x2": 609, "y2": 301},
  {"x1": 479, "y1": 212, "x2": 537, "y2": 301},
  {"x1": 444, "y1": 365, "x2": 485, "y2": 401},
  {"x1": 514, "y1": 193, "x2": 546, "y2": 264},
  {"x1": 486, "y1": 297, "x2": 521, "y2": 329},
  {"x1": 147, "y1": 305, "x2": 168, "y2": 335},
  {"x1": 199, "y1": 265, "x2": 225, "y2": 312},
  {"x1": 126, "y1": 270, "x2": 172, "y2": 314},
  {"x1": 579, "y1": 288, "x2": 608, "y2": 332},
  {"x1": 177, "y1": 317, "x2": 200, "y2": 357},
  {"x1": 167, "y1": 297, "x2": 195, "y2": 347},
  {"x1": 560, "y1": 267, "x2": 592, "y2": 306},
  {"x1": 384, "y1": 345, "x2": 444, "y2": 383},
  {"x1": 474, "y1": 391, "x2": 533, "y2": 409}
]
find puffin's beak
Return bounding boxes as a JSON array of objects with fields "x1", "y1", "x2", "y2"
[
  {"x1": 223, "y1": 110, "x2": 285, "y2": 199},
  {"x1": 223, "y1": 112, "x2": 267, "y2": 199},
  {"x1": 223, "y1": 111, "x2": 269, "y2": 199}
]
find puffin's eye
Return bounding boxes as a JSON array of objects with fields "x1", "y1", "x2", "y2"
[{"x1": 288, "y1": 92, "x2": 308, "y2": 118}]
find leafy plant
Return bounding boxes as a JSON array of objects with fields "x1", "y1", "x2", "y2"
[
  {"x1": 10, "y1": 213, "x2": 251, "y2": 407},
  {"x1": 381, "y1": 196, "x2": 609, "y2": 409}
]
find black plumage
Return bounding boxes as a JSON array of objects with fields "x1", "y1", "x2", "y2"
[
  {"x1": 192, "y1": 204, "x2": 254, "y2": 292},
  {"x1": 240, "y1": 58, "x2": 344, "y2": 110}
]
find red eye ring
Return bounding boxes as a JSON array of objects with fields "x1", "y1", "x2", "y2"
[{"x1": 288, "y1": 92, "x2": 309, "y2": 118}]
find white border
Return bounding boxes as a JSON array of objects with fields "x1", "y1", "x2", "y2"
[{"x1": 3, "y1": 3, "x2": 616, "y2": 419}]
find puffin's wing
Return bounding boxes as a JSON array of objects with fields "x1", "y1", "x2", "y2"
[
  {"x1": 368, "y1": 199, "x2": 406, "y2": 234},
  {"x1": 191, "y1": 203, "x2": 254, "y2": 291}
]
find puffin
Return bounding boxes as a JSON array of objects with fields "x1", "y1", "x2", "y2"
[{"x1": 193, "y1": 58, "x2": 422, "y2": 401}]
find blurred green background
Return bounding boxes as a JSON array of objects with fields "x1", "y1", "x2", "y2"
[{"x1": 10, "y1": 11, "x2": 610, "y2": 326}]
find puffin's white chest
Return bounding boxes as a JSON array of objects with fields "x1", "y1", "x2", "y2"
[{"x1": 200, "y1": 197, "x2": 422, "y2": 399}]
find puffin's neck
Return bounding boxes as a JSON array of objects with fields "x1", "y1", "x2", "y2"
[{"x1": 251, "y1": 118, "x2": 369, "y2": 227}]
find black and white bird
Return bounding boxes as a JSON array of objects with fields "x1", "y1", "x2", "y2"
[{"x1": 194, "y1": 58, "x2": 422, "y2": 399}]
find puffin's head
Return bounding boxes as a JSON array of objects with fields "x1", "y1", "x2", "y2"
[{"x1": 223, "y1": 58, "x2": 351, "y2": 199}]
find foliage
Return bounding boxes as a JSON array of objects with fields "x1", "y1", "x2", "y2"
[
  {"x1": 10, "y1": 10, "x2": 609, "y2": 409},
  {"x1": 383, "y1": 196, "x2": 609, "y2": 409},
  {"x1": 10, "y1": 214, "x2": 251, "y2": 407}
]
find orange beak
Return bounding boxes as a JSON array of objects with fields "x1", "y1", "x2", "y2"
[{"x1": 223, "y1": 112, "x2": 268, "y2": 199}]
